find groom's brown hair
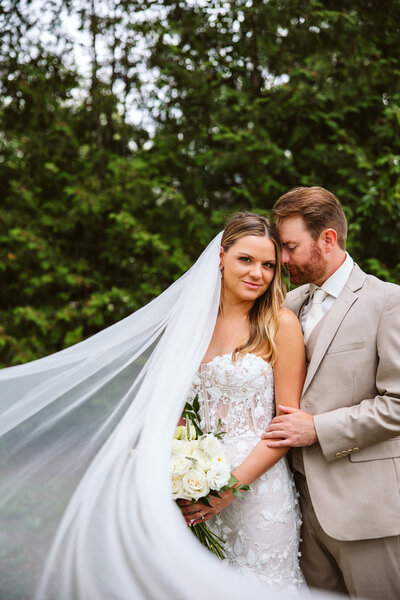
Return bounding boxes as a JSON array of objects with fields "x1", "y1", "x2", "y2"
[{"x1": 273, "y1": 186, "x2": 347, "y2": 250}]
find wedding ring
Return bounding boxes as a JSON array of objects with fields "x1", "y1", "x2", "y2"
[{"x1": 200, "y1": 513, "x2": 205, "y2": 520}]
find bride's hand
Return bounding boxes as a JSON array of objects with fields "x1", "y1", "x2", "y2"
[{"x1": 177, "y1": 489, "x2": 235, "y2": 526}]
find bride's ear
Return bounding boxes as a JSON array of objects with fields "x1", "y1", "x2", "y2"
[{"x1": 219, "y1": 246, "x2": 225, "y2": 268}]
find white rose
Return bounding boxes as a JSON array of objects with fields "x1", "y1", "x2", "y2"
[
  {"x1": 206, "y1": 463, "x2": 231, "y2": 490},
  {"x1": 184, "y1": 440, "x2": 199, "y2": 456},
  {"x1": 170, "y1": 455, "x2": 192, "y2": 476},
  {"x1": 171, "y1": 473, "x2": 183, "y2": 499},
  {"x1": 199, "y1": 433, "x2": 222, "y2": 457},
  {"x1": 191, "y1": 448, "x2": 213, "y2": 472},
  {"x1": 171, "y1": 439, "x2": 198, "y2": 457},
  {"x1": 181, "y1": 469, "x2": 210, "y2": 500}
]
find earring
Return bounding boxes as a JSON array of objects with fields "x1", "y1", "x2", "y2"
[{"x1": 219, "y1": 264, "x2": 224, "y2": 276}]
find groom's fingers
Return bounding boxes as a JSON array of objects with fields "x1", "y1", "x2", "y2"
[
  {"x1": 261, "y1": 425, "x2": 284, "y2": 435},
  {"x1": 263, "y1": 413, "x2": 318, "y2": 446},
  {"x1": 263, "y1": 428, "x2": 296, "y2": 446},
  {"x1": 266, "y1": 439, "x2": 292, "y2": 448},
  {"x1": 261, "y1": 421, "x2": 299, "y2": 445},
  {"x1": 261, "y1": 420, "x2": 288, "y2": 433},
  {"x1": 261, "y1": 429, "x2": 287, "y2": 439}
]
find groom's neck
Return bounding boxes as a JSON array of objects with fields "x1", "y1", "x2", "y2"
[{"x1": 315, "y1": 248, "x2": 347, "y2": 286}]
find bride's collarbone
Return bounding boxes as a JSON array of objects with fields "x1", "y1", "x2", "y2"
[{"x1": 203, "y1": 332, "x2": 250, "y2": 365}]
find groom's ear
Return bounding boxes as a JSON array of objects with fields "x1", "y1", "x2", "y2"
[{"x1": 321, "y1": 228, "x2": 337, "y2": 253}]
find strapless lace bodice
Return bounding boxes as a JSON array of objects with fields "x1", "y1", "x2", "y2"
[
  {"x1": 190, "y1": 353, "x2": 274, "y2": 440},
  {"x1": 188, "y1": 353, "x2": 304, "y2": 590}
]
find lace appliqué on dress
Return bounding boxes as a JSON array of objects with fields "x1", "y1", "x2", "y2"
[{"x1": 189, "y1": 353, "x2": 304, "y2": 589}]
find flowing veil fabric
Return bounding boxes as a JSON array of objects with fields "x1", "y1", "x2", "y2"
[{"x1": 0, "y1": 233, "x2": 317, "y2": 600}]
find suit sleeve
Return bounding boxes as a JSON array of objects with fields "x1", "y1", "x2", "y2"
[{"x1": 314, "y1": 286, "x2": 400, "y2": 463}]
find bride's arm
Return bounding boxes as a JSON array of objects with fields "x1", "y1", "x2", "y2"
[
  {"x1": 231, "y1": 308, "x2": 305, "y2": 485},
  {"x1": 180, "y1": 309, "x2": 305, "y2": 524}
]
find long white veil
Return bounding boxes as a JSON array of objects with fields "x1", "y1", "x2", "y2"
[{"x1": 0, "y1": 233, "x2": 321, "y2": 600}]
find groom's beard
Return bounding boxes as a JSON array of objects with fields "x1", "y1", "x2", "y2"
[{"x1": 287, "y1": 243, "x2": 327, "y2": 285}]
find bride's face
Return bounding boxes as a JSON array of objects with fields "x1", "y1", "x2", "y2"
[{"x1": 220, "y1": 234, "x2": 276, "y2": 304}]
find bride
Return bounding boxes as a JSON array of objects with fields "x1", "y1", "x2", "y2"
[
  {"x1": 0, "y1": 212, "x2": 309, "y2": 600},
  {"x1": 179, "y1": 212, "x2": 305, "y2": 587}
]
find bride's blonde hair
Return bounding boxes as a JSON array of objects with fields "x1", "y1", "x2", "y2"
[{"x1": 220, "y1": 212, "x2": 286, "y2": 365}]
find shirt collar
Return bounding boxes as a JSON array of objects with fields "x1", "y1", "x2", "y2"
[{"x1": 310, "y1": 252, "x2": 354, "y2": 299}]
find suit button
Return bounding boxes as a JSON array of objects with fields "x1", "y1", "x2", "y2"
[
  {"x1": 347, "y1": 449, "x2": 353, "y2": 454},
  {"x1": 342, "y1": 450, "x2": 348, "y2": 456},
  {"x1": 335, "y1": 452, "x2": 342, "y2": 459},
  {"x1": 353, "y1": 447, "x2": 359, "y2": 452}
]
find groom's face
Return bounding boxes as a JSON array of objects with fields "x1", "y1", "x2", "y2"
[{"x1": 277, "y1": 216, "x2": 328, "y2": 285}]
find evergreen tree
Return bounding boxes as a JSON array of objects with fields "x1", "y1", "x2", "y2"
[{"x1": 1, "y1": 0, "x2": 399, "y2": 366}]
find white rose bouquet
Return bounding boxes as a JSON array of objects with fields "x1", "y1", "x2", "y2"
[{"x1": 171, "y1": 397, "x2": 249, "y2": 558}]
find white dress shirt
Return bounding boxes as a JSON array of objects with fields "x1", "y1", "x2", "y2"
[{"x1": 301, "y1": 252, "x2": 354, "y2": 334}]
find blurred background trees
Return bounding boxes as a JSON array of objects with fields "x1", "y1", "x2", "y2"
[{"x1": 1, "y1": 0, "x2": 399, "y2": 366}]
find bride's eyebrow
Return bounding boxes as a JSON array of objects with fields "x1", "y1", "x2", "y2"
[{"x1": 238, "y1": 252, "x2": 276, "y2": 263}]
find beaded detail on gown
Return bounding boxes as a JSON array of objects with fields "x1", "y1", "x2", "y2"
[{"x1": 189, "y1": 353, "x2": 304, "y2": 588}]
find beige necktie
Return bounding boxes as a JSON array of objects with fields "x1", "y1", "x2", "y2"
[{"x1": 304, "y1": 288, "x2": 328, "y2": 343}]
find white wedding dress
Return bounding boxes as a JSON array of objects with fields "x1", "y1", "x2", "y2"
[{"x1": 189, "y1": 352, "x2": 305, "y2": 589}]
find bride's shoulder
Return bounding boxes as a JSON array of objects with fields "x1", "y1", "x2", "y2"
[
  {"x1": 276, "y1": 307, "x2": 303, "y2": 339},
  {"x1": 274, "y1": 308, "x2": 305, "y2": 364},
  {"x1": 278, "y1": 306, "x2": 300, "y2": 326}
]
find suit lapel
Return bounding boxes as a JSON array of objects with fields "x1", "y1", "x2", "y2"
[
  {"x1": 286, "y1": 287, "x2": 310, "y2": 318},
  {"x1": 302, "y1": 264, "x2": 366, "y2": 394}
]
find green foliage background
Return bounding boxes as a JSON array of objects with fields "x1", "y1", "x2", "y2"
[{"x1": 1, "y1": 0, "x2": 399, "y2": 367}]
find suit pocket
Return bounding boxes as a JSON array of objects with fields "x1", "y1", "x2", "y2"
[
  {"x1": 327, "y1": 341, "x2": 365, "y2": 355},
  {"x1": 350, "y1": 437, "x2": 400, "y2": 462}
]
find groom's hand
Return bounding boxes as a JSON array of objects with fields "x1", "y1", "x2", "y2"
[{"x1": 261, "y1": 405, "x2": 317, "y2": 447}]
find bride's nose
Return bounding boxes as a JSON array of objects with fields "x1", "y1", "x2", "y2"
[{"x1": 249, "y1": 262, "x2": 262, "y2": 279}]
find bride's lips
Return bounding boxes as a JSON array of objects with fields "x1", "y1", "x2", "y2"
[{"x1": 242, "y1": 281, "x2": 261, "y2": 290}]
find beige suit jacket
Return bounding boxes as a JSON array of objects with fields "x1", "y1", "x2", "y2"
[{"x1": 286, "y1": 264, "x2": 400, "y2": 541}]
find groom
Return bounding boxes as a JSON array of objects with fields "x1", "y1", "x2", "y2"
[{"x1": 262, "y1": 186, "x2": 400, "y2": 599}]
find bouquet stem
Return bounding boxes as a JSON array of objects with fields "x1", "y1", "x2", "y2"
[{"x1": 191, "y1": 522, "x2": 226, "y2": 559}]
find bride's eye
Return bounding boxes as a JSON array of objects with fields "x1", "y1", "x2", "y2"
[
  {"x1": 263, "y1": 262, "x2": 276, "y2": 269},
  {"x1": 238, "y1": 256, "x2": 250, "y2": 262}
]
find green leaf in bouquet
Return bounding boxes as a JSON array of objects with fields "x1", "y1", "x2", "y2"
[
  {"x1": 226, "y1": 474, "x2": 239, "y2": 487},
  {"x1": 198, "y1": 496, "x2": 212, "y2": 507},
  {"x1": 194, "y1": 423, "x2": 203, "y2": 437},
  {"x1": 181, "y1": 416, "x2": 202, "y2": 438},
  {"x1": 231, "y1": 487, "x2": 246, "y2": 499},
  {"x1": 221, "y1": 474, "x2": 250, "y2": 497},
  {"x1": 212, "y1": 418, "x2": 226, "y2": 439},
  {"x1": 208, "y1": 489, "x2": 221, "y2": 498},
  {"x1": 193, "y1": 396, "x2": 200, "y2": 413},
  {"x1": 182, "y1": 409, "x2": 195, "y2": 417},
  {"x1": 181, "y1": 411, "x2": 196, "y2": 423},
  {"x1": 237, "y1": 484, "x2": 250, "y2": 491},
  {"x1": 182, "y1": 396, "x2": 203, "y2": 435}
]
